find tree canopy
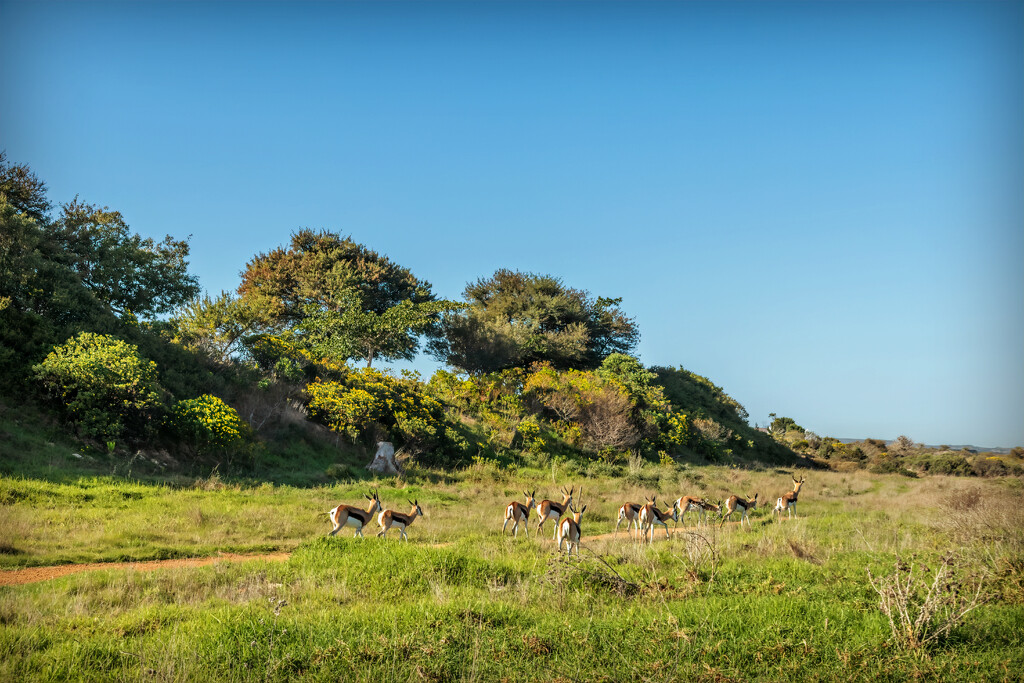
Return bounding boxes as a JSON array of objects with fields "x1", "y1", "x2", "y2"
[
  {"x1": 237, "y1": 229, "x2": 456, "y2": 367},
  {"x1": 238, "y1": 229, "x2": 435, "y2": 323},
  {"x1": 0, "y1": 150, "x2": 52, "y2": 221},
  {"x1": 53, "y1": 199, "x2": 200, "y2": 320},
  {"x1": 428, "y1": 269, "x2": 639, "y2": 374}
]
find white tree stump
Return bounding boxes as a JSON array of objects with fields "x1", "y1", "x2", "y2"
[{"x1": 366, "y1": 441, "x2": 399, "y2": 476}]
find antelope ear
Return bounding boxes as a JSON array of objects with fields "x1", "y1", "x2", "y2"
[{"x1": 581, "y1": 505, "x2": 588, "y2": 513}]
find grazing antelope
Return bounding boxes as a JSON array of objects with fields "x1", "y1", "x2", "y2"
[
  {"x1": 377, "y1": 499, "x2": 423, "y2": 541},
  {"x1": 639, "y1": 497, "x2": 680, "y2": 544},
  {"x1": 536, "y1": 485, "x2": 574, "y2": 540},
  {"x1": 675, "y1": 495, "x2": 707, "y2": 528},
  {"x1": 557, "y1": 497, "x2": 588, "y2": 559},
  {"x1": 502, "y1": 490, "x2": 536, "y2": 537},
  {"x1": 327, "y1": 490, "x2": 382, "y2": 537},
  {"x1": 774, "y1": 476, "x2": 805, "y2": 520},
  {"x1": 615, "y1": 502, "x2": 643, "y2": 537},
  {"x1": 720, "y1": 493, "x2": 758, "y2": 528},
  {"x1": 698, "y1": 499, "x2": 722, "y2": 524}
]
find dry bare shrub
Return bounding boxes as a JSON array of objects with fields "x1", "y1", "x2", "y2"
[
  {"x1": 578, "y1": 387, "x2": 640, "y2": 451},
  {"x1": 867, "y1": 554, "x2": 987, "y2": 650},
  {"x1": 692, "y1": 417, "x2": 732, "y2": 445},
  {"x1": 674, "y1": 526, "x2": 721, "y2": 583},
  {"x1": 232, "y1": 382, "x2": 307, "y2": 436}
]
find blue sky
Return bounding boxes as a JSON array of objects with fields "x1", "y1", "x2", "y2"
[{"x1": 2, "y1": 1, "x2": 1022, "y2": 447}]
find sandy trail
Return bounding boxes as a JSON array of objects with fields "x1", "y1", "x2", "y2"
[
  {"x1": 0, "y1": 552, "x2": 291, "y2": 587},
  {"x1": 1, "y1": 518, "x2": 766, "y2": 587}
]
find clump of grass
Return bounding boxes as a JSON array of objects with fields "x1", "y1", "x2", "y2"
[{"x1": 866, "y1": 553, "x2": 987, "y2": 650}]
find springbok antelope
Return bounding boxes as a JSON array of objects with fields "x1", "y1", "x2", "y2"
[
  {"x1": 502, "y1": 490, "x2": 536, "y2": 537},
  {"x1": 536, "y1": 486, "x2": 574, "y2": 540},
  {"x1": 557, "y1": 498, "x2": 588, "y2": 559},
  {"x1": 639, "y1": 497, "x2": 680, "y2": 544},
  {"x1": 774, "y1": 476, "x2": 805, "y2": 520},
  {"x1": 720, "y1": 493, "x2": 758, "y2": 528},
  {"x1": 614, "y1": 502, "x2": 643, "y2": 537},
  {"x1": 698, "y1": 499, "x2": 722, "y2": 524},
  {"x1": 377, "y1": 499, "x2": 423, "y2": 541},
  {"x1": 675, "y1": 495, "x2": 707, "y2": 528},
  {"x1": 327, "y1": 490, "x2": 382, "y2": 537}
]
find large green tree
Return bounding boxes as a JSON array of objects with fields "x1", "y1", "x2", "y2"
[
  {"x1": 238, "y1": 229, "x2": 435, "y2": 323},
  {"x1": 428, "y1": 269, "x2": 639, "y2": 374},
  {"x1": 238, "y1": 230, "x2": 454, "y2": 367},
  {"x1": 53, "y1": 199, "x2": 200, "y2": 319}
]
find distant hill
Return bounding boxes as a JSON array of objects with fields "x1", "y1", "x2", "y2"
[{"x1": 834, "y1": 438, "x2": 1013, "y2": 455}]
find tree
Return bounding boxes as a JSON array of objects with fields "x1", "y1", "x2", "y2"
[
  {"x1": 1, "y1": 197, "x2": 114, "y2": 384},
  {"x1": 429, "y1": 269, "x2": 639, "y2": 374},
  {"x1": 170, "y1": 291, "x2": 274, "y2": 365},
  {"x1": 53, "y1": 199, "x2": 200, "y2": 319},
  {"x1": 238, "y1": 229, "x2": 435, "y2": 324},
  {"x1": 238, "y1": 230, "x2": 454, "y2": 368},
  {"x1": 0, "y1": 151, "x2": 51, "y2": 221},
  {"x1": 298, "y1": 293, "x2": 462, "y2": 368}
]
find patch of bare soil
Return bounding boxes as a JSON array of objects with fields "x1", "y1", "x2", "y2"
[
  {"x1": 1, "y1": 516, "x2": 777, "y2": 587},
  {"x1": 0, "y1": 552, "x2": 290, "y2": 587}
]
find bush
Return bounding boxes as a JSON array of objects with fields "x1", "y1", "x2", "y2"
[
  {"x1": 869, "y1": 454, "x2": 918, "y2": 478},
  {"x1": 972, "y1": 457, "x2": 1014, "y2": 478},
  {"x1": 306, "y1": 367, "x2": 467, "y2": 466},
  {"x1": 33, "y1": 332, "x2": 164, "y2": 441},
  {"x1": 867, "y1": 554, "x2": 987, "y2": 650},
  {"x1": 918, "y1": 453, "x2": 974, "y2": 477},
  {"x1": 170, "y1": 394, "x2": 246, "y2": 455}
]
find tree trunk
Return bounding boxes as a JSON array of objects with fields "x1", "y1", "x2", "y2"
[{"x1": 366, "y1": 441, "x2": 399, "y2": 476}]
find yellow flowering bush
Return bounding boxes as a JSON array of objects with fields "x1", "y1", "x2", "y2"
[
  {"x1": 171, "y1": 394, "x2": 245, "y2": 452},
  {"x1": 663, "y1": 411, "x2": 693, "y2": 448}
]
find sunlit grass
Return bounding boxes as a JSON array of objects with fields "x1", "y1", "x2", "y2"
[{"x1": 2, "y1": 464, "x2": 1023, "y2": 680}]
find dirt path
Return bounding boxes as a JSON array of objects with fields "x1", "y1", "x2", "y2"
[
  {"x1": 1, "y1": 518, "x2": 765, "y2": 587},
  {"x1": 0, "y1": 552, "x2": 291, "y2": 587}
]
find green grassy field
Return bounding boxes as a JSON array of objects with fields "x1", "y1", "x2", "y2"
[{"x1": 2, "y1": 459, "x2": 1023, "y2": 681}]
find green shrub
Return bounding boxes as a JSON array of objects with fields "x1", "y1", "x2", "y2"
[
  {"x1": 918, "y1": 453, "x2": 974, "y2": 477},
  {"x1": 869, "y1": 454, "x2": 918, "y2": 478},
  {"x1": 33, "y1": 331, "x2": 164, "y2": 441}
]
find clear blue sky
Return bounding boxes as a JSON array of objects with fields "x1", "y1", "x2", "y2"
[{"x1": 2, "y1": 1, "x2": 1021, "y2": 447}]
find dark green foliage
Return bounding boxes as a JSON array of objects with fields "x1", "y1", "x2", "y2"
[
  {"x1": 869, "y1": 454, "x2": 918, "y2": 477},
  {"x1": 428, "y1": 269, "x2": 639, "y2": 373},
  {"x1": 237, "y1": 229, "x2": 458, "y2": 368},
  {"x1": 916, "y1": 453, "x2": 974, "y2": 476},
  {"x1": 238, "y1": 229, "x2": 435, "y2": 322},
  {"x1": 297, "y1": 293, "x2": 462, "y2": 368},
  {"x1": 0, "y1": 150, "x2": 51, "y2": 221},
  {"x1": 652, "y1": 365, "x2": 749, "y2": 427},
  {"x1": 52, "y1": 199, "x2": 199, "y2": 319}
]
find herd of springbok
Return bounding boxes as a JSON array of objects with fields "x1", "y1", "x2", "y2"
[{"x1": 327, "y1": 476, "x2": 806, "y2": 557}]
